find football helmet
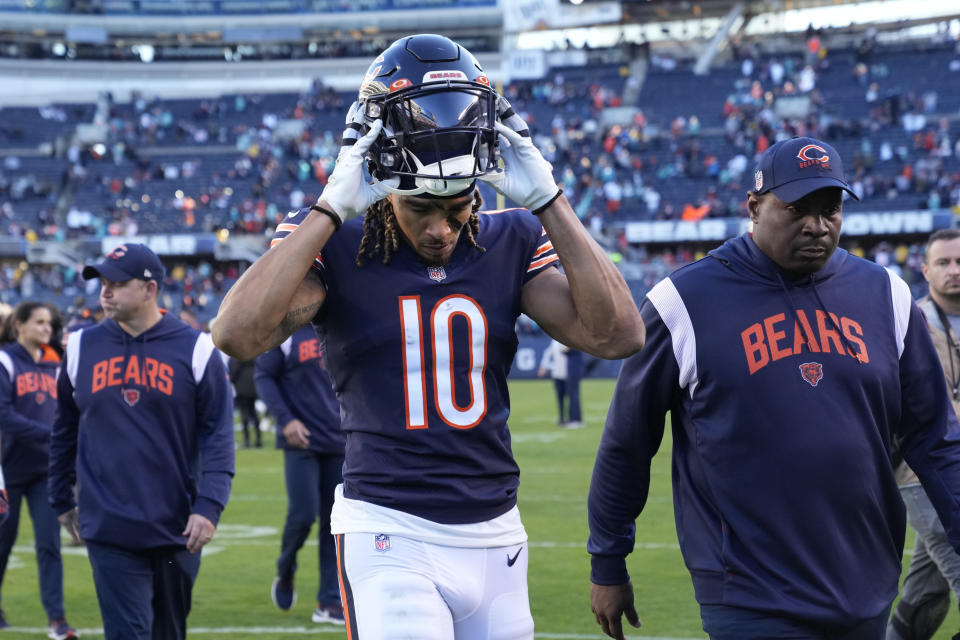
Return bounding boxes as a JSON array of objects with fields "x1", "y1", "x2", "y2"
[{"x1": 358, "y1": 34, "x2": 499, "y2": 197}]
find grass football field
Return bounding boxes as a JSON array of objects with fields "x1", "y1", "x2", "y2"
[{"x1": 3, "y1": 379, "x2": 956, "y2": 638}]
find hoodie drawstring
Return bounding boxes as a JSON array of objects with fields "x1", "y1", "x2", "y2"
[
  {"x1": 119, "y1": 328, "x2": 153, "y2": 401},
  {"x1": 773, "y1": 271, "x2": 865, "y2": 364},
  {"x1": 809, "y1": 277, "x2": 865, "y2": 364}
]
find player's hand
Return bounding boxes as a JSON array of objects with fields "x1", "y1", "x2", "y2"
[
  {"x1": 591, "y1": 581, "x2": 641, "y2": 640},
  {"x1": 183, "y1": 513, "x2": 216, "y2": 554},
  {"x1": 282, "y1": 419, "x2": 311, "y2": 450},
  {"x1": 58, "y1": 507, "x2": 83, "y2": 546},
  {"x1": 480, "y1": 97, "x2": 560, "y2": 212},
  {"x1": 318, "y1": 101, "x2": 392, "y2": 224}
]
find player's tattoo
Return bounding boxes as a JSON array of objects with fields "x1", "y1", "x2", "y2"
[{"x1": 281, "y1": 301, "x2": 322, "y2": 333}]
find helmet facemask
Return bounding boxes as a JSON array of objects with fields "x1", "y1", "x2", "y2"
[{"x1": 362, "y1": 79, "x2": 498, "y2": 197}]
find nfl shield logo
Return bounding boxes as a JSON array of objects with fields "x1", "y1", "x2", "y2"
[
  {"x1": 123, "y1": 389, "x2": 141, "y2": 407},
  {"x1": 754, "y1": 170, "x2": 763, "y2": 191},
  {"x1": 799, "y1": 362, "x2": 823, "y2": 387},
  {"x1": 374, "y1": 533, "x2": 391, "y2": 552},
  {"x1": 427, "y1": 266, "x2": 447, "y2": 282}
]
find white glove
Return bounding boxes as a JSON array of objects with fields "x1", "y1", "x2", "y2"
[
  {"x1": 480, "y1": 98, "x2": 560, "y2": 212},
  {"x1": 319, "y1": 102, "x2": 392, "y2": 224}
]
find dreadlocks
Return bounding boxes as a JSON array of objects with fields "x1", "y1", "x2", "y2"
[{"x1": 355, "y1": 190, "x2": 486, "y2": 267}]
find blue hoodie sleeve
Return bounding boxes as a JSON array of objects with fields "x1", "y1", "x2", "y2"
[
  {"x1": 587, "y1": 300, "x2": 681, "y2": 585},
  {"x1": 254, "y1": 347, "x2": 296, "y2": 428},
  {"x1": 48, "y1": 354, "x2": 80, "y2": 516},
  {"x1": 0, "y1": 365, "x2": 50, "y2": 441},
  {"x1": 191, "y1": 347, "x2": 236, "y2": 526},
  {"x1": 0, "y1": 466, "x2": 7, "y2": 526},
  {"x1": 898, "y1": 301, "x2": 960, "y2": 553}
]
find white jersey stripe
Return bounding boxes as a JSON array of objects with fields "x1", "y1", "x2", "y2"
[
  {"x1": 0, "y1": 351, "x2": 13, "y2": 381},
  {"x1": 527, "y1": 255, "x2": 559, "y2": 272},
  {"x1": 279, "y1": 335, "x2": 294, "y2": 359},
  {"x1": 886, "y1": 269, "x2": 912, "y2": 359},
  {"x1": 192, "y1": 333, "x2": 217, "y2": 384},
  {"x1": 533, "y1": 241, "x2": 554, "y2": 257},
  {"x1": 66, "y1": 330, "x2": 83, "y2": 388},
  {"x1": 647, "y1": 277, "x2": 699, "y2": 396}
]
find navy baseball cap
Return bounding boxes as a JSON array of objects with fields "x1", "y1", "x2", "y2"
[
  {"x1": 82, "y1": 243, "x2": 165, "y2": 283},
  {"x1": 752, "y1": 137, "x2": 859, "y2": 203}
]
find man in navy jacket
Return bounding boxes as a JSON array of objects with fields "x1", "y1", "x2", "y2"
[
  {"x1": 256, "y1": 325, "x2": 345, "y2": 624},
  {"x1": 48, "y1": 244, "x2": 235, "y2": 640},
  {"x1": 588, "y1": 137, "x2": 960, "y2": 640}
]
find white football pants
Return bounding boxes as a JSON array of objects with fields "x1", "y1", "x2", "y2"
[{"x1": 335, "y1": 532, "x2": 534, "y2": 640}]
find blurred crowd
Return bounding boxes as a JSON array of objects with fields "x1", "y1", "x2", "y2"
[
  {"x1": 0, "y1": 259, "x2": 240, "y2": 325},
  {"x1": 1, "y1": 30, "x2": 958, "y2": 245},
  {"x1": 501, "y1": 29, "x2": 960, "y2": 230},
  {"x1": 0, "y1": 28, "x2": 958, "y2": 319}
]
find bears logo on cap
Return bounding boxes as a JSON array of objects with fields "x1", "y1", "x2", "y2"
[
  {"x1": 108, "y1": 245, "x2": 127, "y2": 260},
  {"x1": 796, "y1": 145, "x2": 830, "y2": 170}
]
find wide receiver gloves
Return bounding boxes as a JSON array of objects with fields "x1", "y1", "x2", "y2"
[
  {"x1": 481, "y1": 97, "x2": 562, "y2": 214},
  {"x1": 320, "y1": 97, "x2": 562, "y2": 224},
  {"x1": 319, "y1": 101, "x2": 392, "y2": 225}
]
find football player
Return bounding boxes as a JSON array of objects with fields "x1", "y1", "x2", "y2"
[{"x1": 213, "y1": 33, "x2": 644, "y2": 638}]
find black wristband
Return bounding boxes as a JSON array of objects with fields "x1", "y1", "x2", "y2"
[
  {"x1": 531, "y1": 188, "x2": 563, "y2": 216},
  {"x1": 310, "y1": 205, "x2": 342, "y2": 231}
]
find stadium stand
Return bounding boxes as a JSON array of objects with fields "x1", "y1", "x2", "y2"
[{"x1": 0, "y1": 4, "x2": 958, "y2": 326}]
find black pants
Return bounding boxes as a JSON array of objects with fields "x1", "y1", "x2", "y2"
[
  {"x1": 0, "y1": 477, "x2": 64, "y2": 618},
  {"x1": 701, "y1": 603, "x2": 892, "y2": 640},
  {"x1": 236, "y1": 396, "x2": 260, "y2": 446},
  {"x1": 86, "y1": 541, "x2": 201, "y2": 640},
  {"x1": 277, "y1": 449, "x2": 344, "y2": 607}
]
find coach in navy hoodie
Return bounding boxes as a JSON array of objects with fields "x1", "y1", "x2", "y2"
[
  {"x1": 48, "y1": 244, "x2": 235, "y2": 640},
  {"x1": 0, "y1": 302, "x2": 77, "y2": 638},
  {"x1": 588, "y1": 138, "x2": 960, "y2": 640}
]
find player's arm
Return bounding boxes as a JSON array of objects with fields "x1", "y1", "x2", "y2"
[
  {"x1": 521, "y1": 196, "x2": 643, "y2": 359},
  {"x1": 588, "y1": 300, "x2": 680, "y2": 638},
  {"x1": 48, "y1": 341, "x2": 81, "y2": 536},
  {"x1": 212, "y1": 214, "x2": 331, "y2": 361},
  {"x1": 214, "y1": 107, "x2": 386, "y2": 361},
  {"x1": 481, "y1": 99, "x2": 643, "y2": 359},
  {"x1": 186, "y1": 337, "x2": 236, "y2": 553}
]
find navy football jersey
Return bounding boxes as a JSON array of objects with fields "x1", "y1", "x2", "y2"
[{"x1": 272, "y1": 207, "x2": 558, "y2": 524}]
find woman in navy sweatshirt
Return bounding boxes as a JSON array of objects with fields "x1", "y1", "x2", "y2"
[{"x1": 0, "y1": 302, "x2": 77, "y2": 639}]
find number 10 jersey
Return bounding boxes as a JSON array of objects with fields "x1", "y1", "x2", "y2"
[{"x1": 271, "y1": 207, "x2": 559, "y2": 524}]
